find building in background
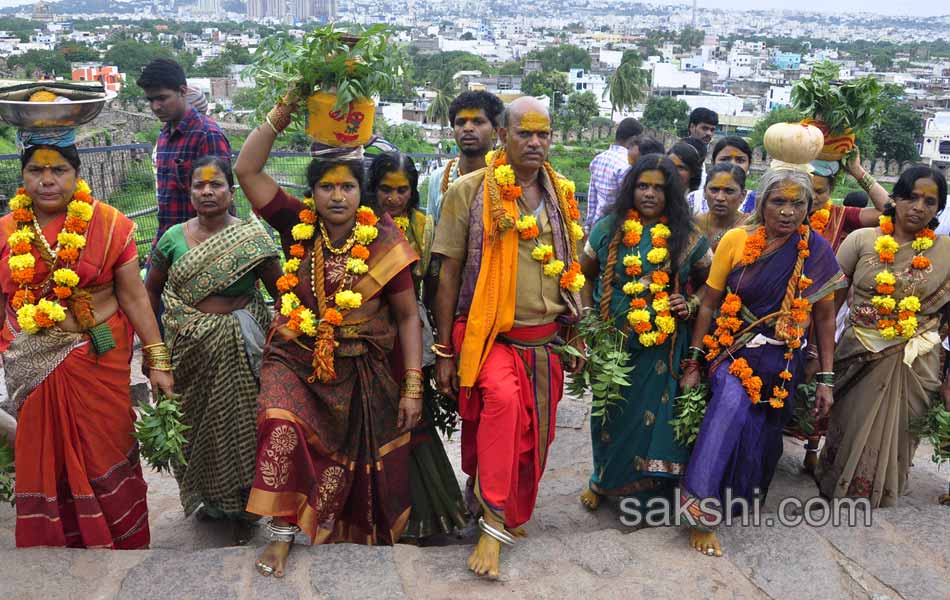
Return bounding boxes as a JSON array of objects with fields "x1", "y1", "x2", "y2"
[{"x1": 71, "y1": 64, "x2": 125, "y2": 93}]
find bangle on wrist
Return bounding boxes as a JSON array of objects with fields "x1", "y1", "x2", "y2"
[{"x1": 430, "y1": 343, "x2": 454, "y2": 358}]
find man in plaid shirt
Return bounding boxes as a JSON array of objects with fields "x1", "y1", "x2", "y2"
[
  {"x1": 585, "y1": 118, "x2": 643, "y2": 230},
  {"x1": 138, "y1": 59, "x2": 232, "y2": 250}
]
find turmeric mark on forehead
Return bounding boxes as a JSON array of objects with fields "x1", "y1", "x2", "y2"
[
  {"x1": 639, "y1": 170, "x2": 665, "y2": 186},
  {"x1": 31, "y1": 148, "x2": 68, "y2": 168},
  {"x1": 319, "y1": 165, "x2": 357, "y2": 185},
  {"x1": 709, "y1": 173, "x2": 737, "y2": 188},
  {"x1": 381, "y1": 171, "x2": 410, "y2": 188},
  {"x1": 518, "y1": 111, "x2": 551, "y2": 133}
]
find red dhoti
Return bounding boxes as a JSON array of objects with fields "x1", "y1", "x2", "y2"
[{"x1": 453, "y1": 319, "x2": 562, "y2": 528}]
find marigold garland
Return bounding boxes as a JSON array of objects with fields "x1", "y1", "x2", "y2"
[
  {"x1": 7, "y1": 180, "x2": 95, "y2": 334},
  {"x1": 872, "y1": 215, "x2": 932, "y2": 340},
  {"x1": 808, "y1": 201, "x2": 831, "y2": 235},
  {"x1": 619, "y1": 210, "x2": 674, "y2": 347}
]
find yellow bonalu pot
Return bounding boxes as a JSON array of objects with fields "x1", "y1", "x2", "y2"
[{"x1": 306, "y1": 91, "x2": 375, "y2": 147}]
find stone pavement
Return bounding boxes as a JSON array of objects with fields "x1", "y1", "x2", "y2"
[{"x1": 1, "y1": 379, "x2": 949, "y2": 599}]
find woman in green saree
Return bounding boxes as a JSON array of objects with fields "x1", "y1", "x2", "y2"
[
  {"x1": 579, "y1": 154, "x2": 711, "y2": 511},
  {"x1": 146, "y1": 156, "x2": 282, "y2": 543}
]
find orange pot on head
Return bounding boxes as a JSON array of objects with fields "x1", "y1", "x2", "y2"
[
  {"x1": 802, "y1": 118, "x2": 856, "y2": 161},
  {"x1": 306, "y1": 91, "x2": 375, "y2": 147}
]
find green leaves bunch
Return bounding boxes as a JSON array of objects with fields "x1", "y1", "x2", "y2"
[
  {"x1": 561, "y1": 311, "x2": 634, "y2": 427},
  {"x1": 246, "y1": 24, "x2": 406, "y2": 121},
  {"x1": 0, "y1": 437, "x2": 14, "y2": 506},
  {"x1": 791, "y1": 60, "x2": 884, "y2": 136},
  {"x1": 910, "y1": 402, "x2": 950, "y2": 465},
  {"x1": 790, "y1": 382, "x2": 817, "y2": 437},
  {"x1": 670, "y1": 383, "x2": 709, "y2": 447},
  {"x1": 133, "y1": 393, "x2": 190, "y2": 475}
]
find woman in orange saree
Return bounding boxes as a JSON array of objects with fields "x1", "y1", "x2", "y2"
[{"x1": 0, "y1": 141, "x2": 173, "y2": 549}]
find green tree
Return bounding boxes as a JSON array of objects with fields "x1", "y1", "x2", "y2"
[
  {"x1": 641, "y1": 97, "x2": 690, "y2": 134},
  {"x1": 374, "y1": 118, "x2": 435, "y2": 154},
  {"x1": 677, "y1": 27, "x2": 704, "y2": 52},
  {"x1": 230, "y1": 87, "x2": 260, "y2": 111},
  {"x1": 117, "y1": 79, "x2": 146, "y2": 110},
  {"x1": 104, "y1": 41, "x2": 177, "y2": 77},
  {"x1": 498, "y1": 61, "x2": 523, "y2": 76},
  {"x1": 566, "y1": 91, "x2": 599, "y2": 135},
  {"x1": 870, "y1": 48, "x2": 895, "y2": 71},
  {"x1": 749, "y1": 106, "x2": 805, "y2": 150},
  {"x1": 527, "y1": 45, "x2": 592, "y2": 72},
  {"x1": 605, "y1": 51, "x2": 649, "y2": 116},
  {"x1": 412, "y1": 50, "x2": 491, "y2": 86},
  {"x1": 8, "y1": 50, "x2": 69, "y2": 77},
  {"x1": 870, "y1": 86, "x2": 922, "y2": 163},
  {"x1": 522, "y1": 71, "x2": 570, "y2": 104},
  {"x1": 56, "y1": 43, "x2": 100, "y2": 63},
  {"x1": 426, "y1": 73, "x2": 457, "y2": 127}
]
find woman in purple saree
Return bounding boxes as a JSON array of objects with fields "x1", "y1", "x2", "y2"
[{"x1": 679, "y1": 169, "x2": 846, "y2": 557}]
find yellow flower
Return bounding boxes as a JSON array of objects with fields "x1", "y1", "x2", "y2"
[
  {"x1": 75, "y1": 179, "x2": 91, "y2": 195},
  {"x1": 8, "y1": 227, "x2": 35, "y2": 247},
  {"x1": 879, "y1": 326, "x2": 898, "y2": 340},
  {"x1": 8, "y1": 253, "x2": 36, "y2": 271},
  {"x1": 516, "y1": 214, "x2": 538, "y2": 231},
  {"x1": 646, "y1": 247, "x2": 668, "y2": 264},
  {"x1": 558, "y1": 178, "x2": 576, "y2": 196},
  {"x1": 393, "y1": 216, "x2": 410, "y2": 233},
  {"x1": 494, "y1": 164, "x2": 516, "y2": 187},
  {"x1": 354, "y1": 224, "x2": 378, "y2": 245},
  {"x1": 566, "y1": 272, "x2": 585, "y2": 292},
  {"x1": 37, "y1": 298, "x2": 66, "y2": 322},
  {"x1": 302, "y1": 197, "x2": 315, "y2": 209},
  {"x1": 651, "y1": 223, "x2": 671, "y2": 238},
  {"x1": 484, "y1": 150, "x2": 496, "y2": 166},
  {"x1": 911, "y1": 236, "x2": 934, "y2": 252},
  {"x1": 280, "y1": 293, "x2": 301, "y2": 316},
  {"x1": 897, "y1": 295, "x2": 921, "y2": 313},
  {"x1": 67, "y1": 200, "x2": 94, "y2": 221},
  {"x1": 627, "y1": 309, "x2": 651, "y2": 324},
  {"x1": 652, "y1": 296, "x2": 670, "y2": 313},
  {"x1": 638, "y1": 331, "x2": 660, "y2": 347},
  {"x1": 531, "y1": 244, "x2": 554, "y2": 262},
  {"x1": 898, "y1": 316, "x2": 918, "y2": 336},
  {"x1": 871, "y1": 295, "x2": 896, "y2": 312},
  {"x1": 346, "y1": 257, "x2": 369, "y2": 274},
  {"x1": 627, "y1": 281, "x2": 646, "y2": 295},
  {"x1": 57, "y1": 231, "x2": 86, "y2": 249},
  {"x1": 649, "y1": 282, "x2": 667, "y2": 294},
  {"x1": 569, "y1": 221, "x2": 585, "y2": 241},
  {"x1": 283, "y1": 258, "x2": 301, "y2": 274},
  {"x1": 873, "y1": 235, "x2": 898, "y2": 255},
  {"x1": 623, "y1": 254, "x2": 642, "y2": 267},
  {"x1": 623, "y1": 219, "x2": 643, "y2": 235},
  {"x1": 298, "y1": 309, "x2": 318, "y2": 336},
  {"x1": 622, "y1": 281, "x2": 639, "y2": 295},
  {"x1": 8, "y1": 194, "x2": 32, "y2": 210},
  {"x1": 291, "y1": 223, "x2": 315, "y2": 241},
  {"x1": 543, "y1": 259, "x2": 565, "y2": 277},
  {"x1": 335, "y1": 290, "x2": 363, "y2": 310},
  {"x1": 655, "y1": 315, "x2": 676, "y2": 334},
  {"x1": 52, "y1": 268, "x2": 79, "y2": 288},
  {"x1": 875, "y1": 271, "x2": 896, "y2": 286},
  {"x1": 16, "y1": 304, "x2": 38, "y2": 333}
]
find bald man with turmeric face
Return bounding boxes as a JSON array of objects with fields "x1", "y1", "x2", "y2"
[{"x1": 431, "y1": 97, "x2": 587, "y2": 578}]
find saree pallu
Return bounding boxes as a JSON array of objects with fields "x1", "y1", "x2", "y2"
[
  {"x1": 11, "y1": 312, "x2": 150, "y2": 549},
  {"x1": 158, "y1": 219, "x2": 278, "y2": 517},
  {"x1": 683, "y1": 229, "x2": 845, "y2": 527},
  {"x1": 817, "y1": 233, "x2": 950, "y2": 508},
  {"x1": 453, "y1": 319, "x2": 562, "y2": 529},
  {"x1": 247, "y1": 310, "x2": 411, "y2": 544},
  {"x1": 587, "y1": 217, "x2": 711, "y2": 505}
]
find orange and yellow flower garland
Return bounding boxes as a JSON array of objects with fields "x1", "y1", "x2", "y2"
[
  {"x1": 871, "y1": 215, "x2": 933, "y2": 340},
  {"x1": 703, "y1": 225, "x2": 813, "y2": 408},
  {"x1": 490, "y1": 150, "x2": 585, "y2": 292},
  {"x1": 7, "y1": 179, "x2": 95, "y2": 334},
  {"x1": 618, "y1": 210, "x2": 675, "y2": 347},
  {"x1": 808, "y1": 201, "x2": 831, "y2": 235}
]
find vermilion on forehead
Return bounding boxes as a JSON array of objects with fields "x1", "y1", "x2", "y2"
[
  {"x1": 30, "y1": 148, "x2": 69, "y2": 167},
  {"x1": 195, "y1": 165, "x2": 224, "y2": 182},
  {"x1": 456, "y1": 109, "x2": 485, "y2": 121},
  {"x1": 639, "y1": 170, "x2": 665, "y2": 186},
  {"x1": 319, "y1": 165, "x2": 357, "y2": 185}
]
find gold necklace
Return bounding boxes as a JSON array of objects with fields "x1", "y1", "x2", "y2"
[{"x1": 319, "y1": 220, "x2": 357, "y2": 255}]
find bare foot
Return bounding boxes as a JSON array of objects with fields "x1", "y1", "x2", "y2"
[
  {"x1": 939, "y1": 493, "x2": 950, "y2": 506},
  {"x1": 802, "y1": 450, "x2": 819, "y2": 474},
  {"x1": 467, "y1": 533, "x2": 502, "y2": 578},
  {"x1": 689, "y1": 529, "x2": 723, "y2": 557},
  {"x1": 256, "y1": 540, "x2": 292, "y2": 577},
  {"x1": 506, "y1": 525, "x2": 527, "y2": 538},
  {"x1": 579, "y1": 486, "x2": 601, "y2": 511}
]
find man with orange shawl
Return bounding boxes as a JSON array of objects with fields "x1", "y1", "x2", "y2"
[{"x1": 432, "y1": 97, "x2": 586, "y2": 578}]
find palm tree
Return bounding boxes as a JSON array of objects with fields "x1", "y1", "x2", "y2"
[
  {"x1": 605, "y1": 52, "x2": 650, "y2": 117},
  {"x1": 426, "y1": 72, "x2": 457, "y2": 128}
]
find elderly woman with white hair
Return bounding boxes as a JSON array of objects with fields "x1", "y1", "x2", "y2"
[{"x1": 679, "y1": 168, "x2": 847, "y2": 557}]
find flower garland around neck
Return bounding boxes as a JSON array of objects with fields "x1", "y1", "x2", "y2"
[
  {"x1": 618, "y1": 210, "x2": 675, "y2": 347},
  {"x1": 7, "y1": 179, "x2": 95, "y2": 334},
  {"x1": 702, "y1": 225, "x2": 813, "y2": 408},
  {"x1": 487, "y1": 149, "x2": 586, "y2": 293},
  {"x1": 276, "y1": 201, "x2": 378, "y2": 339},
  {"x1": 808, "y1": 200, "x2": 831, "y2": 235},
  {"x1": 871, "y1": 214, "x2": 934, "y2": 340},
  {"x1": 393, "y1": 215, "x2": 410, "y2": 236}
]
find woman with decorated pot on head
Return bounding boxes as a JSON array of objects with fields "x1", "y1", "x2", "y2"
[
  {"x1": 692, "y1": 163, "x2": 749, "y2": 252},
  {"x1": 579, "y1": 154, "x2": 712, "y2": 513},
  {"x1": 816, "y1": 166, "x2": 950, "y2": 508},
  {"x1": 0, "y1": 88, "x2": 174, "y2": 549},
  {"x1": 366, "y1": 151, "x2": 468, "y2": 543},
  {"x1": 145, "y1": 156, "x2": 282, "y2": 545},
  {"x1": 235, "y1": 89, "x2": 422, "y2": 575},
  {"x1": 678, "y1": 125, "x2": 847, "y2": 557}
]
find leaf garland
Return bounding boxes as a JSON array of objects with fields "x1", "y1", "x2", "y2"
[
  {"x1": 132, "y1": 393, "x2": 191, "y2": 475},
  {"x1": 910, "y1": 401, "x2": 950, "y2": 466},
  {"x1": 670, "y1": 383, "x2": 709, "y2": 448},
  {"x1": 791, "y1": 60, "x2": 883, "y2": 136},
  {"x1": 0, "y1": 436, "x2": 14, "y2": 506}
]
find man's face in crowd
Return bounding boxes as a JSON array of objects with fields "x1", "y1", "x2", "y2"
[
  {"x1": 453, "y1": 108, "x2": 495, "y2": 157},
  {"x1": 689, "y1": 121, "x2": 716, "y2": 145},
  {"x1": 145, "y1": 85, "x2": 189, "y2": 124}
]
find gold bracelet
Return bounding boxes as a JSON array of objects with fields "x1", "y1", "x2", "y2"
[
  {"x1": 264, "y1": 115, "x2": 280, "y2": 136},
  {"x1": 858, "y1": 172, "x2": 876, "y2": 193},
  {"x1": 430, "y1": 343, "x2": 455, "y2": 358}
]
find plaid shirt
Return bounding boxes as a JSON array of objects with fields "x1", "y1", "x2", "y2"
[
  {"x1": 586, "y1": 144, "x2": 630, "y2": 229},
  {"x1": 153, "y1": 107, "x2": 231, "y2": 246}
]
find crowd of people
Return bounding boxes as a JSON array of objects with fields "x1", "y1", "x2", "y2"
[{"x1": 1, "y1": 57, "x2": 948, "y2": 581}]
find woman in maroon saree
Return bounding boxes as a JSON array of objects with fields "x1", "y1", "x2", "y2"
[{"x1": 680, "y1": 169, "x2": 846, "y2": 557}]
